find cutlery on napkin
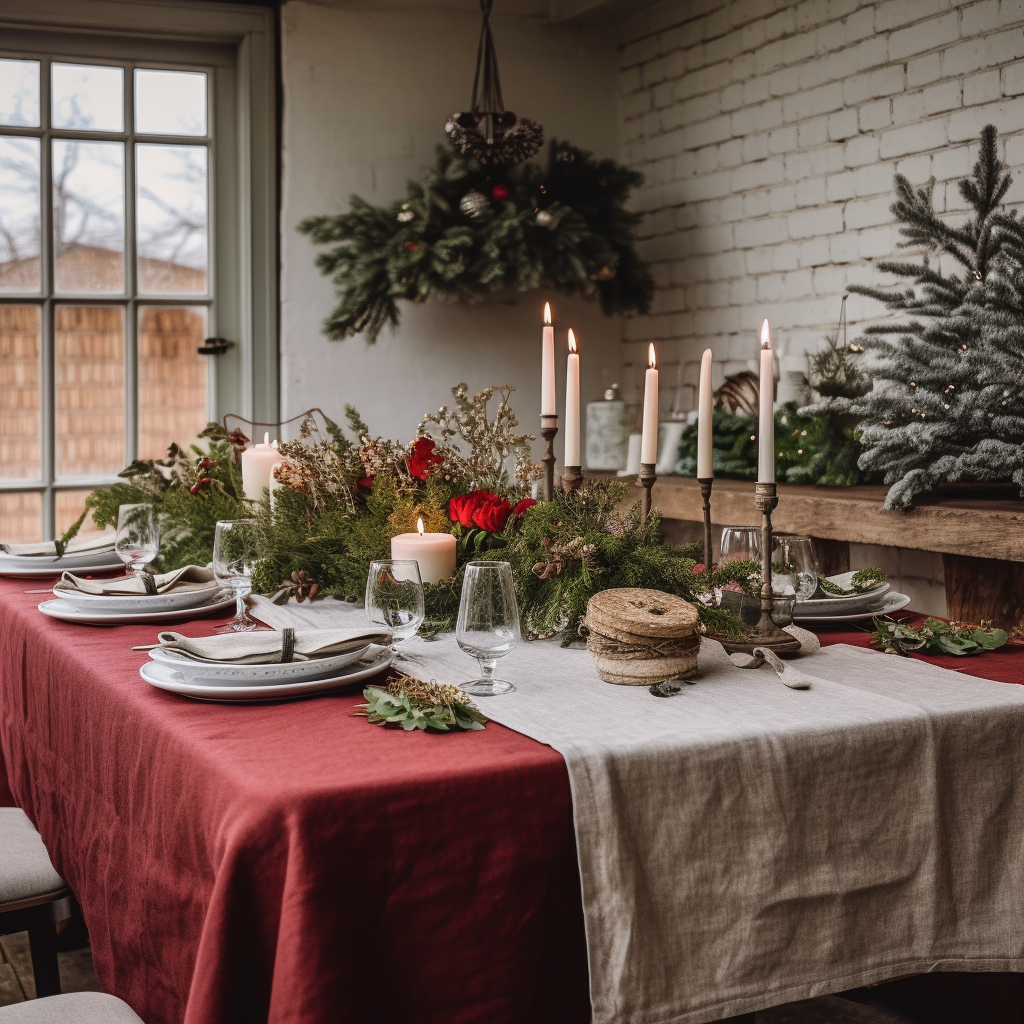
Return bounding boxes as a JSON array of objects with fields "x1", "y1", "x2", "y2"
[
  {"x1": 1, "y1": 531, "x2": 116, "y2": 557},
  {"x1": 153, "y1": 626, "x2": 393, "y2": 664},
  {"x1": 55, "y1": 565, "x2": 219, "y2": 598}
]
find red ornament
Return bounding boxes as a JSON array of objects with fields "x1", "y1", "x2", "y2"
[
  {"x1": 405, "y1": 241, "x2": 418, "y2": 251},
  {"x1": 490, "y1": 184, "x2": 510, "y2": 201}
]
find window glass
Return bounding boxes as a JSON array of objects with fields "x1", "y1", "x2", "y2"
[
  {"x1": 56, "y1": 489, "x2": 108, "y2": 537},
  {"x1": 52, "y1": 62, "x2": 123, "y2": 131},
  {"x1": 0, "y1": 137, "x2": 41, "y2": 291},
  {"x1": 135, "y1": 69, "x2": 207, "y2": 135},
  {"x1": 0, "y1": 59, "x2": 40, "y2": 127},
  {"x1": 0, "y1": 492, "x2": 42, "y2": 544},
  {"x1": 0, "y1": 305, "x2": 41, "y2": 480}
]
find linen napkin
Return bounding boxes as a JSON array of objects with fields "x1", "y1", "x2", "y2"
[
  {"x1": 155, "y1": 627, "x2": 392, "y2": 664},
  {"x1": 1, "y1": 530, "x2": 115, "y2": 557},
  {"x1": 55, "y1": 565, "x2": 220, "y2": 598},
  {"x1": 249, "y1": 593, "x2": 362, "y2": 630}
]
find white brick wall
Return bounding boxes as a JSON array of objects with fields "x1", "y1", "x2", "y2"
[{"x1": 618, "y1": 0, "x2": 1024, "y2": 404}]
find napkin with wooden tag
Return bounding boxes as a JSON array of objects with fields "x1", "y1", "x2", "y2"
[
  {"x1": 155, "y1": 627, "x2": 392, "y2": 664},
  {"x1": 56, "y1": 565, "x2": 220, "y2": 598}
]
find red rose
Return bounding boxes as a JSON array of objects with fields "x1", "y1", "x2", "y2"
[
  {"x1": 512, "y1": 498, "x2": 537, "y2": 516},
  {"x1": 406, "y1": 437, "x2": 443, "y2": 480},
  {"x1": 471, "y1": 494, "x2": 513, "y2": 533},
  {"x1": 449, "y1": 490, "x2": 495, "y2": 528}
]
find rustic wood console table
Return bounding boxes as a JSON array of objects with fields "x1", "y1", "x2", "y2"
[{"x1": 626, "y1": 477, "x2": 1024, "y2": 629}]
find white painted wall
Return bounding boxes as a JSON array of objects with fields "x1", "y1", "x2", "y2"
[{"x1": 279, "y1": 0, "x2": 624, "y2": 462}]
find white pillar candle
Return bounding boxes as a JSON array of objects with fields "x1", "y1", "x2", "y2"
[
  {"x1": 541, "y1": 302, "x2": 556, "y2": 417},
  {"x1": 565, "y1": 328, "x2": 580, "y2": 465},
  {"x1": 390, "y1": 518, "x2": 457, "y2": 585},
  {"x1": 758, "y1": 319, "x2": 775, "y2": 483},
  {"x1": 640, "y1": 343, "x2": 659, "y2": 465},
  {"x1": 268, "y1": 461, "x2": 284, "y2": 510},
  {"x1": 696, "y1": 348, "x2": 714, "y2": 479},
  {"x1": 241, "y1": 433, "x2": 280, "y2": 500}
]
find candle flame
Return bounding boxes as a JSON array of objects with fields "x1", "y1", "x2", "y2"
[
  {"x1": 272, "y1": 439, "x2": 279, "y2": 449},
  {"x1": 648, "y1": 342, "x2": 657, "y2": 369},
  {"x1": 760, "y1": 319, "x2": 771, "y2": 350},
  {"x1": 416, "y1": 517, "x2": 424, "y2": 536},
  {"x1": 543, "y1": 302, "x2": 551, "y2": 325},
  {"x1": 568, "y1": 328, "x2": 577, "y2": 354},
  {"x1": 264, "y1": 431, "x2": 270, "y2": 445}
]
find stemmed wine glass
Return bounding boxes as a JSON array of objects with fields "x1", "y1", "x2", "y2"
[
  {"x1": 716, "y1": 525, "x2": 762, "y2": 602},
  {"x1": 456, "y1": 560, "x2": 520, "y2": 696},
  {"x1": 115, "y1": 504, "x2": 159, "y2": 584},
  {"x1": 772, "y1": 535, "x2": 818, "y2": 601},
  {"x1": 213, "y1": 518, "x2": 258, "y2": 631},
  {"x1": 365, "y1": 560, "x2": 425, "y2": 651}
]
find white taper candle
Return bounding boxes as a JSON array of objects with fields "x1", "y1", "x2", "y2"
[
  {"x1": 758, "y1": 319, "x2": 775, "y2": 483},
  {"x1": 541, "y1": 302, "x2": 556, "y2": 417},
  {"x1": 565, "y1": 329, "x2": 580, "y2": 465},
  {"x1": 697, "y1": 348, "x2": 714, "y2": 479},
  {"x1": 640, "y1": 343, "x2": 659, "y2": 465}
]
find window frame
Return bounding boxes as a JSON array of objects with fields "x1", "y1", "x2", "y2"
[{"x1": 0, "y1": 0, "x2": 277, "y2": 538}]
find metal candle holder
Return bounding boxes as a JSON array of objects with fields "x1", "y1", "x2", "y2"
[
  {"x1": 540, "y1": 415, "x2": 558, "y2": 502},
  {"x1": 562, "y1": 465, "x2": 583, "y2": 492},
  {"x1": 639, "y1": 463, "x2": 657, "y2": 521},
  {"x1": 697, "y1": 477, "x2": 713, "y2": 574}
]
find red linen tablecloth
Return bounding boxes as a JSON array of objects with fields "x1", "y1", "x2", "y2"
[{"x1": 1, "y1": 581, "x2": 1022, "y2": 1024}]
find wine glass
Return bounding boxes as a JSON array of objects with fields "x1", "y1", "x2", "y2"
[
  {"x1": 213, "y1": 518, "x2": 258, "y2": 631},
  {"x1": 365, "y1": 560, "x2": 425, "y2": 650},
  {"x1": 456, "y1": 560, "x2": 520, "y2": 696},
  {"x1": 716, "y1": 525, "x2": 762, "y2": 602},
  {"x1": 115, "y1": 504, "x2": 159, "y2": 582},
  {"x1": 773, "y1": 535, "x2": 818, "y2": 601}
]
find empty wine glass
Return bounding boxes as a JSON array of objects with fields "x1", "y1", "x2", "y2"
[
  {"x1": 115, "y1": 504, "x2": 159, "y2": 581},
  {"x1": 213, "y1": 518, "x2": 258, "y2": 631},
  {"x1": 716, "y1": 525, "x2": 762, "y2": 602},
  {"x1": 365, "y1": 560, "x2": 425, "y2": 650},
  {"x1": 456, "y1": 560, "x2": 520, "y2": 696},
  {"x1": 773, "y1": 535, "x2": 818, "y2": 601}
]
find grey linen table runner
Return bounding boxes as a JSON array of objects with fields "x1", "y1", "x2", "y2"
[{"x1": 256, "y1": 598, "x2": 1024, "y2": 1024}]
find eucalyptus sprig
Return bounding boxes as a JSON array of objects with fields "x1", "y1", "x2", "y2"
[
  {"x1": 356, "y1": 676, "x2": 487, "y2": 732},
  {"x1": 871, "y1": 617, "x2": 1008, "y2": 656}
]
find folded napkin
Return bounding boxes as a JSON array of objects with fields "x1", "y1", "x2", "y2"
[
  {"x1": 249, "y1": 593, "x2": 362, "y2": 630},
  {"x1": 55, "y1": 565, "x2": 219, "y2": 598},
  {"x1": 1, "y1": 530, "x2": 115, "y2": 557},
  {"x1": 155, "y1": 626, "x2": 392, "y2": 664}
]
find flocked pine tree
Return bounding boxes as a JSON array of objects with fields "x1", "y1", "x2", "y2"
[{"x1": 807, "y1": 126, "x2": 1024, "y2": 508}]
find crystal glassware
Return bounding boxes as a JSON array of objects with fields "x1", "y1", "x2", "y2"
[
  {"x1": 716, "y1": 525, "x2": 762, "y2": 603},
  {"x1": 772, "y1": 535, "x2": 818, "y2": 601},
  {"x1": 115, "y1": 503, "x2": 159, "y2": 581},
  {"x1": 365, "y1": 560, "x2": 425, "y2": 650},
  {"x1": 212, "y1": 518, "x2": 258, "y2": 631},
  {"x1": 456, "y1": 560, "x2": 520, "y2": 696}
]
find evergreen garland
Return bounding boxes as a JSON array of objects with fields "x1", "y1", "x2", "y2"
[
  {"x1": 807, "y1": 126, "x2": 1024, "y2": 507},
  {"x1": 298, "y1": 140, "x2": 655, "y2": 341}
]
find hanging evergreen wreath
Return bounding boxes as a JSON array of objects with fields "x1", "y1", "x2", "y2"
[{"x1": 298, "y1": 140, "x2": 655, "y2": 342}]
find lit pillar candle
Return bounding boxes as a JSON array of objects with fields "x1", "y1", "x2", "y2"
[
  {"x1": 390, "y1": 517, "x2": 457, "y2": 585},
  {"x1": 640, "y1": 342, "x2": 659, "y2": 464},
  {"x1": 241, "y1": 432, "x2": 280, "y2": 500},
  {"x1": 758, "y1": 319, "x2": 775, "y2": 483},
  {"x1": 541, "y1": 302, "x2": 556, "y2": 417},
  {"x1": 696, "y1": 348, "x2": 714, "y2": 479},
  {"x1": 565, "y1": 328, "x2": 580, "y2": 465}
]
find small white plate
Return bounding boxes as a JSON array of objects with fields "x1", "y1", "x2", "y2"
[
  {"x1": 38, "y1": 591, "x2": 236, "y2": 625},
  {"x1": 149, "y1": 643, "x2": 374, "y2": 685},
  {"x1": 139, "y1": 645, "x2": 394, "y2": 702},
  {"x1": 0, "y1": 553, "x2": 122, "y2": 578},
  {"x1": 795, "y1": 582, "x2": 890, "y2": 615},
  {"x1": 52, "y1": 584, "x2": 223, "y2": 614},
  {"x1": 793, "y1": 592, "x2": 912, "y2": 626}
]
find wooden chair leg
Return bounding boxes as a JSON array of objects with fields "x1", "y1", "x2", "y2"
[{"x1": 26, "y1": 910, "x2": 61, "y2": 998}]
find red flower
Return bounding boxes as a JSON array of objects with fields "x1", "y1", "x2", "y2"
[
  {"x1": 512, "y1": 498, "x2": 537, "y2": 516},
  {"x1": 471, "y1": 494, "x2": 513, "y2": 533},
  {"x1": 356, "y1": 475, "x2": 374, "y2": 490},
  {"x1": 406, "y1": 437, "x2": 443, "y2": 480},
  {"x1": 449, "y1": 490, "x2": 494, "y2": 528}
]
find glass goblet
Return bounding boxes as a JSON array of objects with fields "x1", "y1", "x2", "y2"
[
  {"x1": 213, "y1": 518, "x2": 258, "y2": 631},
  {"x1": 365, "y1": 560, "x2": 425, "y2": 651},
  {"x1": 456, "y1": 560, "x2": 520, "y2": 696},
  {"x1": 115, "y1": 504, "x2": 159, "y2": 582},
  {"x1": 772, "y1": 535, "x2": 818, "y2": 601},
  {"x1": 716, "y1": 525, "x2": 762, "y2": 602}
]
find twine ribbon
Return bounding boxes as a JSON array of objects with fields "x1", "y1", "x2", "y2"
[{"x1": 586, "y1": 627, "x2": 701, "y2": 661}]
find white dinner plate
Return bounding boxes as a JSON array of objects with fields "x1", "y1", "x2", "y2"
[
  {"x1": 0, "y1": 552, "x2": 123, "y2": 578},
  {"x1": 38, "y1": 591, "x2": 236, "y2": 625},
  {"x1": 52, "y1": 584, "x2": 223, "y2": 614},
  {"x1": 148, "y1": 643, "x2": 374, "y2": 684},
  {"x1": 794, "y1": 582, "x2": 890, "y2": 615},
  {"x1": 139, "y1": 645, "x2": 394, "y2": 702},
  {"x1": 793, "y1": 592, "x2": 912, "y2": 626}
]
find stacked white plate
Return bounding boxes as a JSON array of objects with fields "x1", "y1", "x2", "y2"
[
  {"x1": 793, "y1": 575, "x2": 911, "y2": 626},
  {"x1": 140, "y1": 643, "x2": 394, "y2": 702},
  {"x1": 0, "y1": 543, "x2": 123, "y2": 578},
  {"x1": 38, "y1": 577, "x2": 235, "y2": 625}
]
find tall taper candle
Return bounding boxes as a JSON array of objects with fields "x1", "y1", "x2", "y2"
[
  {"x1": 565, "y1": 329, "x2": 580, "y2": 466},
  {"x1": 640, "y1": 343, "x2": 659, "y2": 465},
  {"x1": 541, "y1": 302, "x2": 556, "y2": 417},
  {"x1": 758, "y1": 319, "x2": 775, "y2": 483},
  {"x1": 696, "y1": 348, "x2": 714, "y2": 479}
]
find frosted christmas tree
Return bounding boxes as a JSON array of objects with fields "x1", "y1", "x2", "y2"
[{"x1": 808, "y1": 126, "x2": 1024, "y2": 508}]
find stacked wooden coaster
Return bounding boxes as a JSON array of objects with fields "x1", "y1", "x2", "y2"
[{"x1": 584, "y1": 588, "x2": 702, "y2": 685}]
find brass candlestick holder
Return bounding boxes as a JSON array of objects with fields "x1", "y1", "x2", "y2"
[
  {"x1": 562, "y1": 465, "x2": 583, "y2": 492},
  {"x1": 697, "y1": 477, "x2": 713, "y2": 574},
  {"x1": 639, "y1": 463, "x2": 657, "y2": 521},
  {"x1": 541, "y1": 415, "x2": 558, "y2": 502}
]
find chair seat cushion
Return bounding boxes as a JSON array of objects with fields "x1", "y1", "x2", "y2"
[
  {"x1": 0, "y1": 993, "x2": 144, "y2": 1022},
  {"x1": 0, "y1": 809, "x2": 66, "y2": 910}
]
